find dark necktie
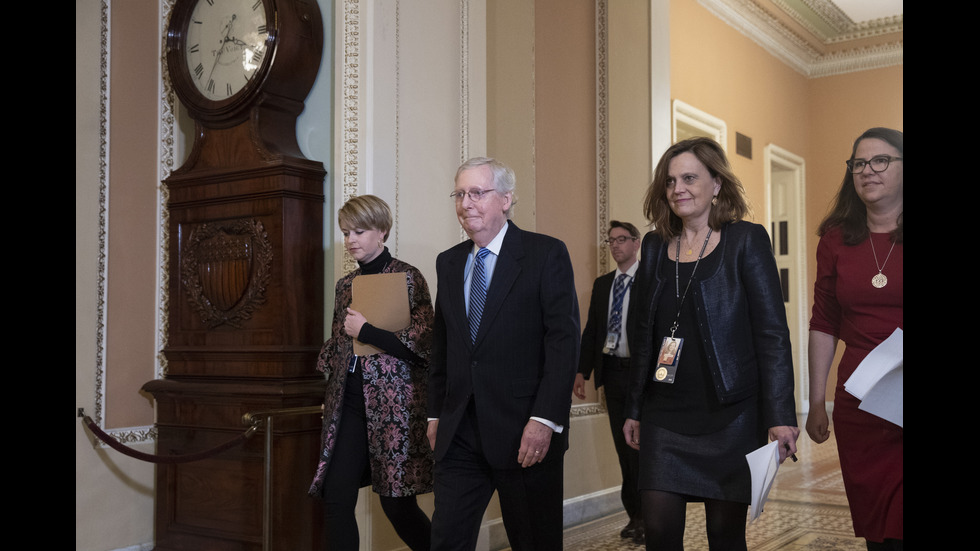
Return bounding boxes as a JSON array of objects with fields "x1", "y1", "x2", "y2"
[
  {"x1": 607, "y1": 273, "x2": 630, "y2": 338},
  {"x1": 468, "y1": 248, "x2": 490, "y2": 343}
]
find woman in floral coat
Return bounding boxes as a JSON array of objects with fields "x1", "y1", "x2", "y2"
[{"x1": 309, "y1": 195, "x2": 434, "y2": 551}]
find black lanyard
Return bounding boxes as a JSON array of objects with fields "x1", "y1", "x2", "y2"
[{"x1": 669, "y1": 228, "x2": 711, "y2": 338}]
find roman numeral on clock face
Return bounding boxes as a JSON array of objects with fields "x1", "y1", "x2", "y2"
[{"x1": 183, "y1": 0, "x2": 270, "y2": 101}]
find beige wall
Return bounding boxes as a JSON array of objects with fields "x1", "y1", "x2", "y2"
[
  {"x1": 76, "y1": 1, "x2": 156, "y2": 549},
  {"x1": 104, "y1": 0, "x2": 160, "y2": 429},
  {"x1": 608, "y1": 0, "x2": 656, "y2": 232},
  {"x1": 671, "y1": 0, "x2": 810, "y2": 221}
]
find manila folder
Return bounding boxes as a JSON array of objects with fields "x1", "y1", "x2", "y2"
[{"x1": 351, "y1": 272, "x2": 411, "y2": 356}]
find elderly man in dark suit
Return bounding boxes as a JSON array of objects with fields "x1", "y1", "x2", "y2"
[
  {"x1": 572, "y1": 220, "x2": 644, "y2": 544},
  {"x1": 427, "y1": 157, "x2": 580, "y2": 551}
]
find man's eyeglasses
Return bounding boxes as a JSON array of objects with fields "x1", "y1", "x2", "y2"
[
  {"x1": 450, "y1": 188, "x2": 497, "y2": 202},
  {"x1": 605, "y1": 236, "x2": 637, "y2": 246},
  {"x1": 845, "y1": 155, "x2": 902, "y2": 174}
]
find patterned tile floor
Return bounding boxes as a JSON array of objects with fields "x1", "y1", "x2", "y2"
[{"x1": 558, "y1": 425, "x2": 866, "y2": 550}]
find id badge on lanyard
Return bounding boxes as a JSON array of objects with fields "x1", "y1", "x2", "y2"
[
  {"x1": 653, "y1": 228, "x2": 711, "y2": 385},
  {"x1": 653, "y1": 336, "x2": 683, "y2": 383},
  {"x1": 603, "y1": 333, "x2": 620, "y2": 354}
]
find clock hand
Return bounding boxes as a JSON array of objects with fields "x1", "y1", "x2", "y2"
[{"x1": 205, "y1": 14, "x2": 238, "y2": 92}]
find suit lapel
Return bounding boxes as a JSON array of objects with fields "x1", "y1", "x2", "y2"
[
  {"x1": 445, "y1": 241, "x2": 471, "y2": 342},
  {"x1": 599, "y1": 271, "x2": 614, "y2": 309},
  {"x1": 597, "y1": 271, "x2": 614, "y2": 334}
]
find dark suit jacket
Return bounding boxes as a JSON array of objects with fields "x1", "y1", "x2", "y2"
[
  {"x1": 428, "y1": 221, "x2": 581, "y2": 469},
  {"x1": 577, "y1": 270, "x2": 615, "y2": 388},
  {"x1": 624, "y1": 221, "x2": 796, "y2": 428}
]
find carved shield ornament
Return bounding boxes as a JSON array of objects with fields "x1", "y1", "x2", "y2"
[{"x1": 181, "y1": 218, "x2": 273, "y2": 328}]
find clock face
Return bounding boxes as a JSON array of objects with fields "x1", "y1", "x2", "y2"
[{"x1": 184, "y1": 0, "x2": 269, "y2": 102}]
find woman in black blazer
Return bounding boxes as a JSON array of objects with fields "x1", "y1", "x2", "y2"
[{"x1": 623, "y1": 137, "x2": 799, "y2": 551}]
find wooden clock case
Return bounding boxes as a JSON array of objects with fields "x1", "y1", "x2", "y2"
[{"x1": 143, "y1": 1, "x2": 328, "y2": 549}]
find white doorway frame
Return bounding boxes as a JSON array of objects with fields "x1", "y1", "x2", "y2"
[
  {"x1": 672, "y1": 99, "x2": 727, "y2": 149},
  {"x1": 764, "y1": 144, "x2": 808, "y2": 413}
]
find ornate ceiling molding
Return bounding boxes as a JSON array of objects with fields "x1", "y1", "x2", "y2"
[
  {"x1": 776, "y1": 0, "x2": 902, "y2": 43},
  {"x1": 699, "y1": 0, "x2": 903, "y2": 78}
]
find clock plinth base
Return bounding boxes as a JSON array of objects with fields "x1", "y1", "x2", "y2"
[{"x1": 143, "y1": 378, "x2": 325, "y2": 551}]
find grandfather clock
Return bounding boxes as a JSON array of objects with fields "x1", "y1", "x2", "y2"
[{"x1": 143, "y1": 0, "x2": 326, "y2": 549}]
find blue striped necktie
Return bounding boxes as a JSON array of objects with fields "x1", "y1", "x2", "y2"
[
  {"x1": 607, "y1": 273, "x2": 630, "y2": 337},
  {"x1": 468, "y1": 248, "x2": 490, "y2": 343}
]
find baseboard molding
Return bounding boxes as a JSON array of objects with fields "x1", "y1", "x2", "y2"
[
  {"x1": 125, "y1": 488, "x2": 626, "y2": 551},
  {"x1": 562, "y1": 486, "x2": 625, "y2": 527},
  {"x1": 486, "y1": 486, "x2": 624, "y2": 550}
]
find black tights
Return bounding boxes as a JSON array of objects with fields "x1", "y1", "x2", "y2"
[
  {"x1": 379, "y1": 495, "x2": 431, "y2": 551},
  {"x1": 322, "y1": 491, "x2": 430, "y2": 551},
  {"x1": 322, "y1": 372, "x2": 431, "y2": 551},
  {"x1": 641, "y1": 490, "x2": 748, "y2": 551}
]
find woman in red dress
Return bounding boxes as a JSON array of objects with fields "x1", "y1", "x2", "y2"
[{"x1": 807, "y1": 128, "x2": 903, "y2": 550}]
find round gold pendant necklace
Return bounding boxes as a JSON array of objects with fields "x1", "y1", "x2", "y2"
[{"x1": 869, "y1": 234, "x2": 897, "y2": 289}]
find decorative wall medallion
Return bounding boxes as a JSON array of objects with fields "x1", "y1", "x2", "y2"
[{"x1": 181, "y1": 218, "x2": 273, "y2": 328}]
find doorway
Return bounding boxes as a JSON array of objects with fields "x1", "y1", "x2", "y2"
[
  {"x1": 672, "y1": 99, "x2": 726, "y2": 149},
  {"x1": 764, "y1": 144, "x2": 808, "y2": 413}
]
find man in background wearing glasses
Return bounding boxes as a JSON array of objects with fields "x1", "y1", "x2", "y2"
[
  {"x1": 573, "y1": 220, "x2": 644, "y2": 544},
  {"x1": 428, "y1": 157, "x2": 580, "y2": 551}
]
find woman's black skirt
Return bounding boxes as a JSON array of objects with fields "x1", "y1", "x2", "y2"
[{"x1": 638, "y1": 397, "x2": 765, "y2": 504}]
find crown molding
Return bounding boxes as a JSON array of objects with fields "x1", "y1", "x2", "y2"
[{"x1": 699, "y1": 0, "x2": 903, "y2": 78}]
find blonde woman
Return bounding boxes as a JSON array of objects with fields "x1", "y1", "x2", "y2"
[{"x1": 309, "y1": 195, "x2": 434, "y2": 550}]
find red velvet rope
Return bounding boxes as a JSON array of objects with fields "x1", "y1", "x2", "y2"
[{"x1": 81, "y1": 415, "x2": 258, "y2": 464}]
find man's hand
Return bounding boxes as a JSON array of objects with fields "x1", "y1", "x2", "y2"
[
  {"x1": 517, "y1": 419, "x2": 553, "y2": 467},
  {"x1": 572, "y1": 373, "x2": 587, "y2": 400}
]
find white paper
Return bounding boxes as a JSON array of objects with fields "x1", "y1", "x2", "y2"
[
  {"x1": 858, "y1": 363, "x2": 903, "y2": 427},
  {"x1": 845, "y1": 327, "x2": 903, "y2": 400},
  {"x1": 745, "y1": 440, "x2": 780, "y2": 522},
  {"x1": 845, "y1": 327, "x2": 903, "y2": 427}
]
